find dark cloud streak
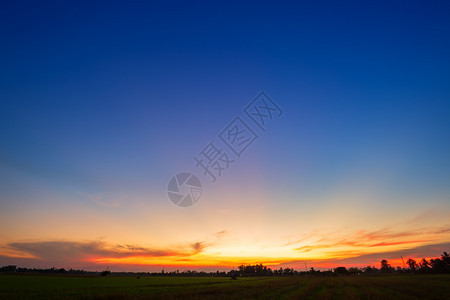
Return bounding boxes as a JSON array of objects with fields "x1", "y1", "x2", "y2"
[{"x1": 0, "y1": 239, "x2": 208, "y2": 267}]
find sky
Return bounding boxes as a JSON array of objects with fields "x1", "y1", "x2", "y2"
[{"x1": 1, "y1": 0, "x2": 450, "y2": 271}]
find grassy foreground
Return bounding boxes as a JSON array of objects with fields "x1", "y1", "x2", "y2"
[{"x1": 0, "y1": 274, "x2": 449, "y2": 299}]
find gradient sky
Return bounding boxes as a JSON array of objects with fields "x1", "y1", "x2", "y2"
[{"x1": 1, "y1": 1, "x2": 450, "y2": 271}]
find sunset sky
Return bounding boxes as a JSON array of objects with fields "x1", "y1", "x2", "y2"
[{"x1": 1, "y1": 1, "x2": 450, "y2": 272}]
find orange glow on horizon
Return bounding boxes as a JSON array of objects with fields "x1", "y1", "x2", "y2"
[
  {"x1": 90, "y1": 255, "x2": 292, "y2": 267},
  {"x1": 88, "y1": 253, "x2": 443, "y2": 270}
]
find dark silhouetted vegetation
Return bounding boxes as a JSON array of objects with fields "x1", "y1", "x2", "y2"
[{"x1": 1, "y1": 251, "x2": 449, "y2": 278}]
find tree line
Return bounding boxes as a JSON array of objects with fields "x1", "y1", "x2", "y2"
[{"x1": 1, "y1": 251, "x2": 448, "y2": 277}]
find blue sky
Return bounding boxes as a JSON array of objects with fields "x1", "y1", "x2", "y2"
[{"x1": 1, "y1": 1, "x2": 449, "y2": 270}]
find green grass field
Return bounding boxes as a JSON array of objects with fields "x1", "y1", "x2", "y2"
[{"x1": 0, "y1": 274, "x2": 449, "y2": 299}]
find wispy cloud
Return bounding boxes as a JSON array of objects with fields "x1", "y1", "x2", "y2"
[
  {"x1": 190, "y1": 241, "x2": 207, "y2": 254},
  {"x1": 276, "y1": 242, "x2": 450, "y2": 270},
  {"x1": 292, "y1": 225, "x2": 450, "y2": 259},
  {"x1": 78, "y1": 192, "x2": 123, "y2": 207},
  {"x1": 214, "y1": 230, "x2": 227, "y2": 238}
]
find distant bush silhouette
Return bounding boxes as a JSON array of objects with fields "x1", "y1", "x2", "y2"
[
  {"x1": 0, "y1": 265, "x2": 17, "y2": 272},
  {"x1": 334, "y1": 267, "x2": 348, "y2": 275}
]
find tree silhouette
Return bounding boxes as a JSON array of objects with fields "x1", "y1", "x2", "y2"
[
  {"x1": 380, "y1": 259, "x2": 394, "y2": 273},
  {"x1": 406, "y1": 258, "x2": 417, "y2": 272}
]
